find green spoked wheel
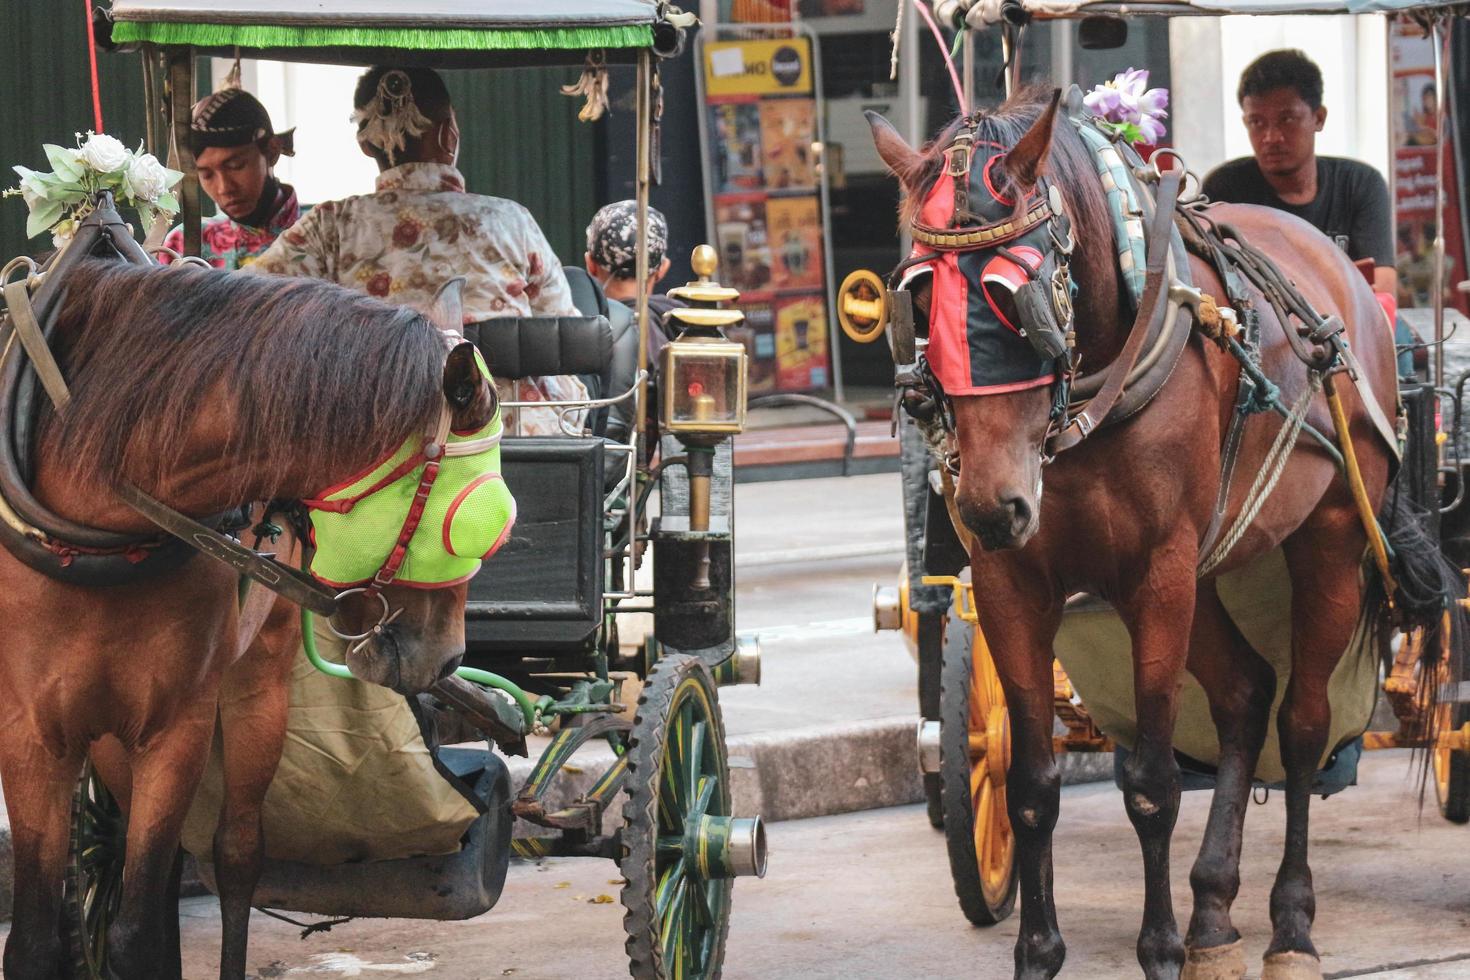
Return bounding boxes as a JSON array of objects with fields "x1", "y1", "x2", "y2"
[
  {"x1": 621, "y1": 654, "x2": 749, "y2": 979},
  {"x1": 939, "y1": 606, "x2": 1018, "y2": 925},
  {"x1": 63, "y1": 760, "x2": 127, "y2": 979}
]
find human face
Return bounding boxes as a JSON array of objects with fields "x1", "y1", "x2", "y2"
[
  {"x1": 196, "y1": 144, "x2": 271, "y2": 221},
  {"x1": 1241, "y1": 87, "x2": 1325, "y2": 178}
]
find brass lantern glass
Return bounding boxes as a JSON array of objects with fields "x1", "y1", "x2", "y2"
[{"x1": 660, "y1": 336, "x2": 748, "y2": 436}]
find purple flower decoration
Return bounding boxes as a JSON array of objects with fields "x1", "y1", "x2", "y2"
[{"x1": 1085, "y1": 68, "x2": 1169, "y2": 145}]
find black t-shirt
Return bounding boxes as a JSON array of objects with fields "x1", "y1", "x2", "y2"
[{"x1": 1201, "y1": 155, "x2": 1393, "y2": 267}]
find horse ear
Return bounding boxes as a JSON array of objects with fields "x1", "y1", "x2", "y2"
[
  {"x1": 427, "y1": 276, "x2": 466, "y2": 334},
  {"x1": 866, "y1": 110, "x2": 921, "y2": 183},
  {"x1": 1003, "y1": 88, "x2": 1063, "y2": 191},
  {"x1": 442, "y1": 340, "x2": 495, "y2": 416}
]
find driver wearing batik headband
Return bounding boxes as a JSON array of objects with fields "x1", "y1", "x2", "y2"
[{"x1": 161, "y1": 86, "x2": 302, "y2": 270}]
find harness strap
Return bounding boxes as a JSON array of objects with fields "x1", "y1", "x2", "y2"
[
  {"x1": 2, "y1": 280, "x2": 71, "y2": 411},
  {"x1": 117, "y1": 482, "x2": 340, "y2": 615},
  {"x1": 1047, "y1": 168, "x2": 1183, "y2": 455}
]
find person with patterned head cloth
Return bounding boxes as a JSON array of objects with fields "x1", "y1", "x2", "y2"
[
  {"x1": 162, "y1": 86, "x2": 300, "y2": 269},
  {"x1": 252, "y1": 65, "x2": 586, "y2": 435}
]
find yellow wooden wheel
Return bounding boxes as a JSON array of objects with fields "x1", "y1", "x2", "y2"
[
  {"x1": 1432, "y1": 655, "x2": 1470, "y2": 823},
  {"x1": 939, "y1": 605, "x2": 1017, "y2": 924}
]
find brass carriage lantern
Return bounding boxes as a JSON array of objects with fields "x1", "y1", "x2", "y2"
[
  {"x1": 660, "y1": 246, "x2": 749, "y2": 586},
  {"x1": 661, "y1": 245, "x2": 748, "y2": 521}
]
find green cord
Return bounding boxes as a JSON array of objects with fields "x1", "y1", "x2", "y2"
[
  {"x1": 301, "y1": 609, "x2": 539, "y2": 728},
  {"x1": 950, "y1": 31, "x2": 964, "y2": 60}
]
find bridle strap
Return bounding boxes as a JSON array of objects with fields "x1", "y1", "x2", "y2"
[
  {"x1": 911, "y1": 197, "x2": 1054, "y2": 251},
  {"x1": 365, "y1": 402, "x2": 453, "y2": 594},
  {"x1": 1046, "y1": 168, "x2": 1183, "y2": 456}
]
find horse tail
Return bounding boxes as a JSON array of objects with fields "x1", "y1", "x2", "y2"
[{"x1": 1364, "y1": 485, "x2": 1469, "y2": 789}]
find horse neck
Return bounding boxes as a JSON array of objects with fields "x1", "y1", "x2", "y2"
[
  {"x1": 34, "y1": 383, "x2": 430, "y2": 535},
  {"x1": 1054, "y1": 158, "x2": 1129, "y2": 371}
]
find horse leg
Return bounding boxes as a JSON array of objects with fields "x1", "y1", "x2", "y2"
[
  {"x1": 0, "y1": 740, "x2": 81, "y2": 980},
  {"x1": 214, "y1": 598, "x2": 297, "y2": 980},
  {"x1": 1117, "y1": 559, "x2": 1197, "y2": 980},
  {"x1": 1263, "y1": 518, "x2": 1364, "y2": 979},
  {"x1": 1182, "y1": 583, "x2": 1277, "y2": 980},
  {"x1": 975, "y1": 580, "x2": 1065, "y2": 980},
  {"x1": 106, "y1": 697, "x2": 217, "y2": 980}
]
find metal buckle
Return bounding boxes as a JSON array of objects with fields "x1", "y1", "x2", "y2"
[{"x1": 944, "y1": 134, "x2": 974, "y2": 178}]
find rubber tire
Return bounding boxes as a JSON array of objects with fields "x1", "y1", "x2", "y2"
[
  {"x1": 61, "y1": 761, "x2": 127, "y2": 980},
  {"x1": 939, "y1": 606, "x2": 1018, "y2": 925},
  {"x1": 620, "y1": 654, "x2": 733, "y2": 979},
  {"x1": 923, "y1": 773, "x2": 945, "y2": 830},
  {"x1": 1436, "y1": 700, "x2": 1470, "y2": 823}
]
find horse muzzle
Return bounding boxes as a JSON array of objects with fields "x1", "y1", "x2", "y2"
[{"x1": 960, "y1": 494, "x2": 1038, "y2": 551}]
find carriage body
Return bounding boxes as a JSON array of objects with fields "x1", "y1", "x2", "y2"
[
  {"x1": 849, "y1": 0, "x2": 1470, "y2": 928},
  {"x1": 71, "y1": 4, "x2": 766, "y2": 977}
]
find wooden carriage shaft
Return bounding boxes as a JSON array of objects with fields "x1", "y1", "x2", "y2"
[{"x1": 166, "y1": 47, "x2": 201, "y2": 257}]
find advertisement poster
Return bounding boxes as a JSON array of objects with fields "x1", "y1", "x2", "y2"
[
  {"x1": 759, "y1": 99, "x2": 817, "y2": 190},
  {"x1": 775, "y1": 295, "x2": 829, "y2": 390},
  {"x1": 765, "y1": 196, "x2": 824, "y2": 291},
  {"x1": 709, "y1": 103, "x2": 764, "y2": 194},
  {"x1": 703, "y1": 33, "x2": 829, "y2": 391},
  {"x1": 1390, "y1": 21, "x2": 1468, "y2": 315},
  {"x1": 714, "y1": 196, "x2": 773, "y2": 294},
  {"x1": 731, "y1": 301, "x2": 778, "y2": 394}
]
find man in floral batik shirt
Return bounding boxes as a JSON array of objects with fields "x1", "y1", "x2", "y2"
[
  {"x1": 252, "y1": 66, "x2": 586, "y2": 435},
  {"x1": 162, "y1": 86, "x2": 301, "y2": 270}
]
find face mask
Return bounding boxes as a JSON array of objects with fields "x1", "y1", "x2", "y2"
[
  {"x1": 908, "y1": 149, "x2": 1073, "y2": 395},
  {"x1": 306, "y1": 349, "x2": 515, "y2": 588}
]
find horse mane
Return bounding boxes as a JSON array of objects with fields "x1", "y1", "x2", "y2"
[
  {"x1": 41, "y1": 259, "x2": 445, "y2": 498},
  {"x1": 902, "y1": 85, "x2": 1122, "y2": 324}
]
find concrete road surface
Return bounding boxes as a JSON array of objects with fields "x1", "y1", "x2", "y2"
[{"x1": 110, "y1": 750, "x2": 1467, "y2": 980}]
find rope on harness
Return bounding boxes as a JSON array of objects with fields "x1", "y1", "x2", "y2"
[{"x1": 1199, "y1": 372, "x2": 1321, "y2": 577}]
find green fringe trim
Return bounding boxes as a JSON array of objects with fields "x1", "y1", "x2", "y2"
[{"x1": 110, "y1": 20, "x2": 653, "y2": 52}]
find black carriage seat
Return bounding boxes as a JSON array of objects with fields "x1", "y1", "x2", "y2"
[{"x1": 463, "y1": 301, "x2": 612, "y2": 659}]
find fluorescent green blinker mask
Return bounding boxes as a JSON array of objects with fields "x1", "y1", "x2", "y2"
[{"x1": 306, "y1": 349, "x2": 514, "y2": 589}]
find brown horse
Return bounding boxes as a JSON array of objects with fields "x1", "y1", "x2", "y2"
[
  {"x1": 870, "y1": 89, "x2": 1459, "y2": 979},
  {"x1": 0, "y1": 258, "x2": 496, "y2": 979}
]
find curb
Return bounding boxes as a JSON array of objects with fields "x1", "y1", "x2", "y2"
[{"x1": 0, "y1": 717, "x2": 1114, "y2": 922}]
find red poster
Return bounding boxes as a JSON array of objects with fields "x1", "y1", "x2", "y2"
[{"x1": 1391, "y1": 21, "x2": 1468, "y2": 315}]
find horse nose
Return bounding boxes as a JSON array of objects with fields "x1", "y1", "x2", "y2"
[{"x1": 964, "y1": 496, "x2": 1033, "y2": 551}]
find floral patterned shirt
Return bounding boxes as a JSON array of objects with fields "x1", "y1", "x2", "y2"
[
  {"x1": 161, "y1": 183, "x2": 301, "y2": 271},
  {"x1": 250, "y1": 163, "x2": 586, "y2": 434}
]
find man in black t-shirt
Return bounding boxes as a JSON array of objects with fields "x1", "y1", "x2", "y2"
[{"x1": 1203, "y1": 49, "x2": 1397, "y2": 297}]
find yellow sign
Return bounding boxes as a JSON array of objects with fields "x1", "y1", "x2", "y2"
[{"x1": 703, "y1": 38, "x2": 813, "y2": 98}]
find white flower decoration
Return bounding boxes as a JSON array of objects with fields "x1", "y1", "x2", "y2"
[
  {"x1": 124, "y1": 152, "x2": 170, "y2": 204},
  {"x1": 76, "y1": 132, "x2": 131, "y2": 173}
]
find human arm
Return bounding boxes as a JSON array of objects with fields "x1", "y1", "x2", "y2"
[
  {"x1": 246, "y1": 203, "x2": 336, "y2": 279},
  {"x1": 1349, "y1": 164, "x2": 1396, "y2": 294}
]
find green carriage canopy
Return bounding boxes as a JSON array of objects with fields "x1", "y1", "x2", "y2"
[
  {"x1": 952, "y1": 0, "x2": 1470, "y2": 22},
  {"x1": 106, "y1": 0, "x2": 681, "y2": 66}
]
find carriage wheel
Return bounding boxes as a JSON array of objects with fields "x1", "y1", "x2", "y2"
[
  {"x1": 62, "y1": 760, "x2": 127, "y2": 979},
  {"x1": 1433, "y1": 655, "x2": 1470, "y2": 823},
  {"x1": 939, "y1": 606, "x2": 1017, "y2": 925},
  {"x1": 621, "y1": 654, "x2": 746, "y2": 979}
]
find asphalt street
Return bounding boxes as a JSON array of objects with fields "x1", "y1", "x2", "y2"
[{"x1": 162, "y1": 751, "x2": 1470, "y2": 979}]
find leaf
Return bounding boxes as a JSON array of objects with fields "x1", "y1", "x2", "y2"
[
  {"x1": 25, "y1": 199, "x2": 65, "y2": 238},
  {"x1": 588, "y1": 894, "x2": 614, "y2": 904},
  {"x1": 155, "y1": 191, "x2": 178, "y2": 213},
  {"x1": 161, "y1": 166, "x2": 184, "y2": 190},
  {"x1": 43, "y1": 144, "x2": 82, "y2": 181}
]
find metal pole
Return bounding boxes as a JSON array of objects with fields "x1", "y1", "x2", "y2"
[
  {"x1": 166, "y1": 48, "x2": 200, "y2": 257},
  {"x1": 1432, "y1": 16, "x2": 1448, "y2": 389},
  {"x1": 633, "y1": 49, "x2": 652, "y2": 582},
  {"x1": 802, "y1": 22, "x2": 843, "y2": 403}
]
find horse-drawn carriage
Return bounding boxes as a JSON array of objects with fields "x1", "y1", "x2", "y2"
[
  {"x1": 839, "y1": 0, "x2": 1470, "y2": 974},
  {"x1": 0, "y1": 3, "x2": 764, "y2": 979}
]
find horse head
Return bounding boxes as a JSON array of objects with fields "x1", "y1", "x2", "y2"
[
  {"x1": 869, "y1": 88, "x2": 1120, "y2": 551},
  {"x1": 314, "y1": 278, "x2": 504, "y2": 695}
]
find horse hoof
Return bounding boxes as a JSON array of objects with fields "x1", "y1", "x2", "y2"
[
  {"x1": 1261, "y1": 951, "x2": 1323, "y2": 980},
  {"x1": 1181, "y1": 940, "x2": 1245, "y2": 980}
]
